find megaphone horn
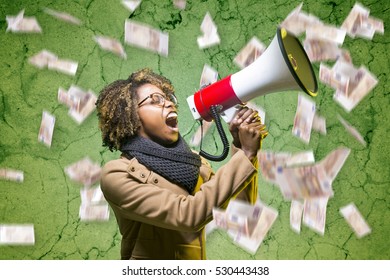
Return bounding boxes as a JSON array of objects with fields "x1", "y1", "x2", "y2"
[
  {"x1": 187, "y1": 27, "x2": 318, "y2": 122},
  {"x1": 187, "y1": 27, "x2": 318, "y2": 161}
]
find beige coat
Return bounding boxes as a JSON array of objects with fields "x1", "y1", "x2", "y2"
[{"x1": 100, "y1": 146, "x2": 258, "y2": 260}]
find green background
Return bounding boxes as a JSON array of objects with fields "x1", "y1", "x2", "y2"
[{"x1": 0, "y1": 0, "x2": 389, "y2": 260}]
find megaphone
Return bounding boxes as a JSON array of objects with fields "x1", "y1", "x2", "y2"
[{"x1": 187, "y1": 27, "x2": 318, "y2": 161}]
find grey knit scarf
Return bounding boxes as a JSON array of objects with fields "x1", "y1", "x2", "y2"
[{"x1": 121, "y1": 136, "x2": 201, "y2": 193}]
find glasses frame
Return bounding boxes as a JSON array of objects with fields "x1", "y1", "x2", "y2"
[{"x1": 137, "y1": 92, "x2": 178, "y2": 107}]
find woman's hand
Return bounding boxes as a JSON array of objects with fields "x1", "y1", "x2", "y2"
[{"x1": 229, "y1": 106, "x2": 268, "y2": 160}]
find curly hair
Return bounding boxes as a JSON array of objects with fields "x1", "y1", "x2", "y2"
[{"x1": 96, "y1": 68, "x2": 175, "y2": 151}]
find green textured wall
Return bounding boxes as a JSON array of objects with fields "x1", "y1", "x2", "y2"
[{"x1": 0, "y1": 0, "x2": 389, "y2": 260}]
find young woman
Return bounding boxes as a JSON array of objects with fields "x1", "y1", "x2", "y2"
[{"x1": 96, "y1": 68, "x2": 268, "y2": 259}]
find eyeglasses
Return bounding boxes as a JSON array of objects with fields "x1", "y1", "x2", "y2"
[{"x1": 137, "y1": 92, "x2": 178, "y2": 107}]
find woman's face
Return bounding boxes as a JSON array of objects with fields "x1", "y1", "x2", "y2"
[{"x1": 136, "y1": 83, "x2": 179, "y2": 146}]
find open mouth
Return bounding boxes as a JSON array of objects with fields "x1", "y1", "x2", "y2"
[{"x1": 166, "y1": 112, "x2": 178, "y2": 128}]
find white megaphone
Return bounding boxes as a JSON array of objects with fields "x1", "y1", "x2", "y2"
[{"x1": 187, "y1": 27, "x2": 318, "y2": 161}]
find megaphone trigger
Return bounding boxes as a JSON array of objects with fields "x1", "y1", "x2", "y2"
[{"x1": 260, "y1": 130, "x2": 269, "y2": 140}]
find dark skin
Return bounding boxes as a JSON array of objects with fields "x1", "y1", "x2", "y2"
[
  {"x1": 229, "y1": 106, "x2": 268, "y2": 161},
  {"x1": 136, "y1": 83, "x2": 267, "y2": 160},
  {"x1": 137, "y1": 83, "x2": 179, "y2": 145}
]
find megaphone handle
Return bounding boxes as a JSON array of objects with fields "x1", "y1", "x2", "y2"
[{"x1": 199, "y1": 105, "x2": 230, "y2": 162}]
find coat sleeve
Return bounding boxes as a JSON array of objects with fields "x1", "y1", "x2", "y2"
[
  {"x1": 100, "y1": 149, "x2": 257, "y2": 233},
  {"x1": 228, "y1": 144, "x2": 258, "y2": 204}
]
